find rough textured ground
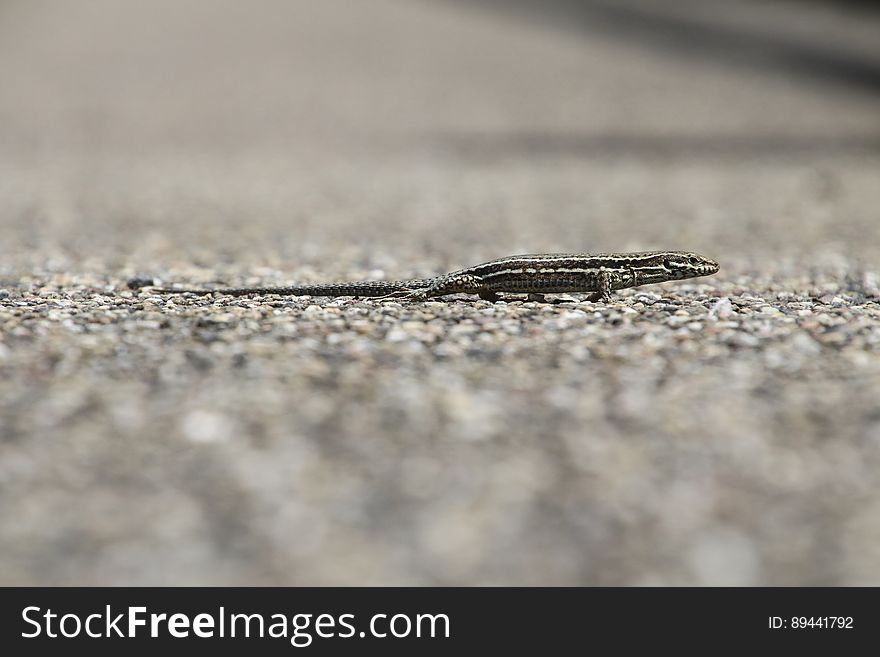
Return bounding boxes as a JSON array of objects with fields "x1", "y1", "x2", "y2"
[{"x1": 1, "y1": 0, "x2": 879, "y2": 585}]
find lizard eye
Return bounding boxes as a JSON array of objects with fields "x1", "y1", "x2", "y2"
[{"x1": 663, "y1": 258, "x2": 673, "y2": 269}]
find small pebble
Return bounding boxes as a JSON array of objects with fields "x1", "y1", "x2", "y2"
[{"x1": 127, "y1": 277, "x2": 156, "y2": 290}]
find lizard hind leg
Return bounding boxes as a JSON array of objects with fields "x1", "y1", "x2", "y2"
[
  {"x1": 424, "y1": 273, "x2": 487, "y2": 299},
  {"x1": 386, "y1": 273, "x2": 487, "y2": 301},
  {"x1": 380, "y1": 273, "x2": 488, "y2": 302}
]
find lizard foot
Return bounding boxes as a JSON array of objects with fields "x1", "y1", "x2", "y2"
[{"x1": 375, "y1": 288, "x2": 430, "y2": 302}]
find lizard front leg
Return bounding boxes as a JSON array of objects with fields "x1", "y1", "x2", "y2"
[{"x1": 585, "y1": 269, "x2": 613, "y2": 303}]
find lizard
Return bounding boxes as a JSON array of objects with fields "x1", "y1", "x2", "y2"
[{"x1": 142, "y1": 251, "x2": 719, "y2": 303}]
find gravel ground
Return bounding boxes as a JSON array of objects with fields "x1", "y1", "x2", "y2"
[{"x1": 1, "y1": 0, "x2": 880, "y2": 585}]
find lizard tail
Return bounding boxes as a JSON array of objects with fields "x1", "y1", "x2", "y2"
[{"x1": 148, "y1": 279, "x2": 432, "y2": 297}]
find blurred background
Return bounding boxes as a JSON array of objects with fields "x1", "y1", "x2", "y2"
[
  {"x1": 1, "y1": 0, "x2": 879, "y2": 585},
  {"x1": 2, "y1": 0, "x2": 879, "y2": 270}
]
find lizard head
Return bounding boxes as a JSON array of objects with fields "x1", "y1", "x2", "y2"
[
  {"x1": 626, "y1": 251, "x2": 719, "y2": 284},
  {"x1": 659, "y1": 251, "x2": 720, "y2": 280}
]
